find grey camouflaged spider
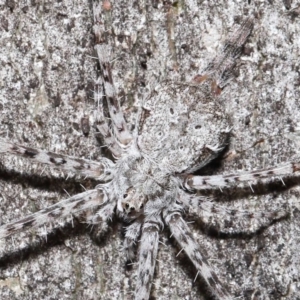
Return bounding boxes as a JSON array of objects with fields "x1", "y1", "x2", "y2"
[{"x1": 0, "y1": 2, "x2": 298, "y2": 300}]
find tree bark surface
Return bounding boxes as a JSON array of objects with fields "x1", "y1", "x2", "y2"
[{"x1": 0, "y1": 1, "x2": 299, "y2": 299}]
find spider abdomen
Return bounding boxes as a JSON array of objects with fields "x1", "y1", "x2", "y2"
[{"x1": 138, "y1": 81, "x2": 231, "y2": 173}]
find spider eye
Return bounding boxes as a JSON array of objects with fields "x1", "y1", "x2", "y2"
[
  {"x1": 125, "y1": 203, "x2": 129, "y2": 209},
  {"x1": 123, "y1": 194, "x2": 128, "y2": 198},
  {"x1": 140, "y1": 204, "x2": 144, "y2": 209},
  {"x1": 130, "y1": 207, "x2": 135, "y2": 211}
]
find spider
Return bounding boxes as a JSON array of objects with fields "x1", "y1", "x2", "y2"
[{"x1": 0, "y1": 1, "x2": 298, "y2": 300}]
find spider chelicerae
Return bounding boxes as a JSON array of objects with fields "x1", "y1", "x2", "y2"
[{"x1": 0, "y1": 1, "x2": 298, "y2": 300}]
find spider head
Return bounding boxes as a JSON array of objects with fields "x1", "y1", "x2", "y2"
[{"x1": 118, "y1": 187, "x2": 147, "y2": 218}]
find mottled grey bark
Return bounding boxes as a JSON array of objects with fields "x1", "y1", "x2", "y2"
[{"x1": 0, "y1": 0, "x2": 299, "y2": 299}]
